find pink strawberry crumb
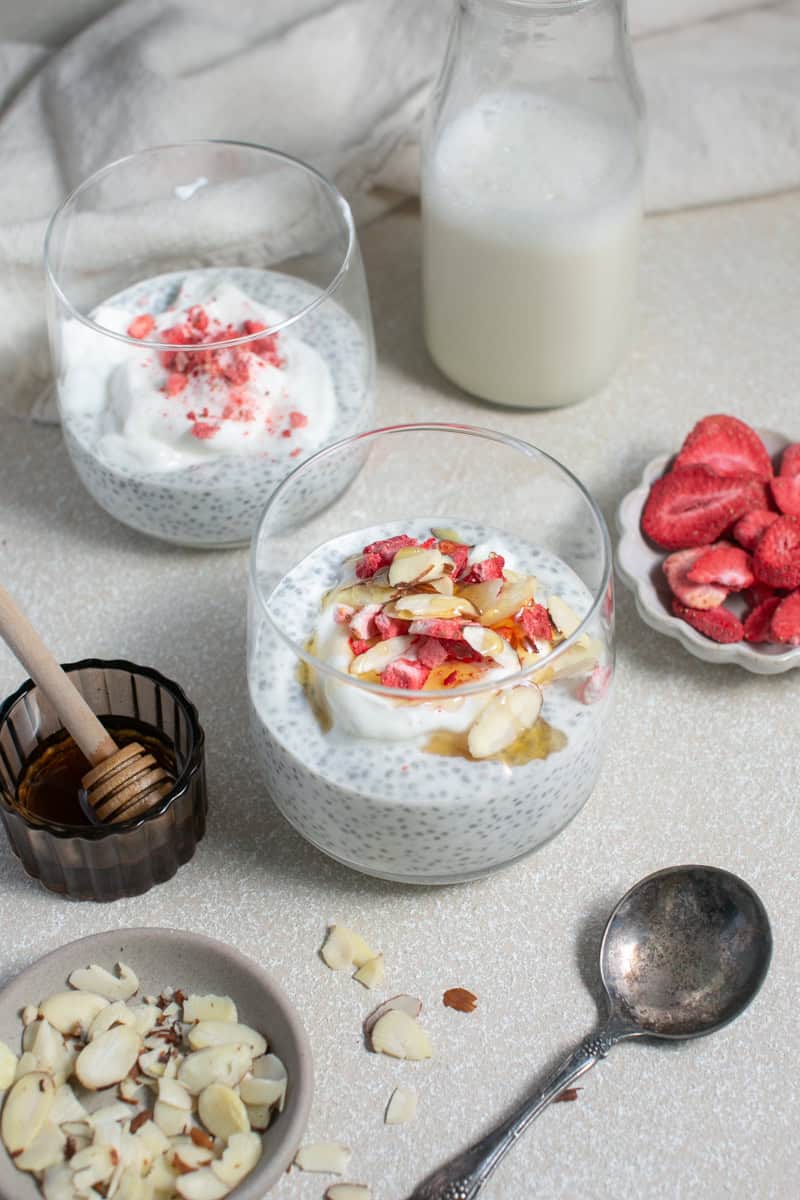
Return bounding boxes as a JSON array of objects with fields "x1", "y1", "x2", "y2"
[
  {"x1": 349, "y1": 604, "x2": 381, "y2": 640},
  {"x1": 408, "y1": 618, "x2": 465, "y2": 639},
  {"x1": 460, "y1": 555, "x2": 505, "y2": 583},
  {"x1": 289, "y1": 411, "x2": 308, "y2": 428},
  {"x1": 375, "y1": 611, "x2": 409, "y2": 640},
  {"x1": 520, "y1": 604, "x2": 553, "y2": 642},
  {"x1": 191, "y1": 422, "x2": 220, "y2": 440},
  {"x1": 415, "y1": 637, "x2": 449, "y2": 668},
  {"x1": 164, "y1": 372, "x2": 188, "y2": 397},
  {"x1": 381, "y1": 659, "x2": 430, "y2": 690},
  {"x1": 127, "y1": 313, "x2": 155, "y2": 340}
]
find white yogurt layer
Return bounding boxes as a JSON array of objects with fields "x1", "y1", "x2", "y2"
[{"x1": 61, "y1": 274, "x2": 337, "y2": 472}]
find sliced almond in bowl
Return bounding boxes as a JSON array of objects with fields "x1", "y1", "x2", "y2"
[
  {"x1": 384, "y1": 593, "x2": 477, "y2": 621},
  {"x1": 467, "y1": 684, "x2": 542, "y2": 759},
  {"x1": 212, "y1": 1130, "x2": 262, "y2": 1186},
  {"x1": 175, "y1": 1167, "x2": 231, "y2": 1200},
  {"x1": 67, "y1": 962, "x2": 139, "y2": 1002},
  {"x1": 188, "y1": 1021, "x2": 267, "y2": 1058},
  {"x1": 388, "y1": 546, "x2": 449, "y2": 586},
  {"x1": 39, "y1": 991, "x2": 109, "y2": 1036},
  {"x1": 198, "y1": 1083, "x2": 250, "y2": 1141},
  {"x1": 462, "y1": 625, "x2": 520, "y2": 674},
  {"x1": 0, "y1": 1041, "x2": 17, "y2": 1091},
  {"x1": 1, "y1": 1070, "x2": 55, "y2": 1155},
  {"x1": 548, "y1": 595, "x2": 582, "y2": 637},
  {"x1": 350, "y1": 636, "x2": 412, "y2": 677},
  {"x1": 183, "y1": 994, "x2": 238, "y2": 1024},
  {"x1": 177, "y1": 1044, "x2": 252, "y2": 1094},
  {"x1": 74, "y1": 1024, "x2": 141, "y2": 1090},
  {"x1": 14, "y1": 1122, "x2": 65, "y2": 1173}
]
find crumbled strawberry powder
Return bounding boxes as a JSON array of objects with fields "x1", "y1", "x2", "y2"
[
  {"x1": 381, "y1": 659, "x2": 430, "y2": 690},
  {"x1": 190, "y1": 422, "x2": 220, "y2": 440},
  {"x1": 289, "y1": 411, "x2": 308, "y2": 428}
]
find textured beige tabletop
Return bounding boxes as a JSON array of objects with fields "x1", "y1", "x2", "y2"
[{"x1": 0, "y1": 194, "x2": 798, "y2": 1200}]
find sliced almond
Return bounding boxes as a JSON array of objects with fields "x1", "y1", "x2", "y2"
[
  {"x1": 153, "y1": 1098, "x2": 190, "y2": 1138},
  {"x1": 385, "y1": 1084, "x2": 418, "y2": 1125},
  {"x1": 467, "y1": 684, "x2": 542, "y2": 759},
  {"x1": 462, "y1": 625, "x2": 520, "y2": 674},
  {"x1": 149, "y1": 1152, "x2": 180, "y2": 1193},
  {"x1": 239, "y1": 1075, "x2": 285, "y2": 1109},
  {"x1": 212, "y1": 1130, "x2": 262, "y2": 1186},
  {"x1": 477, "y1": 576, "x2": 537, "y2": 626},
  {"x1": 0, "y1": 1040, "x2": 17, "y2": 1090},
  {"x1": 138, "y1": 1046, "x2": 174, "y2": 1079},
  {"x1": 114, "y1": 1166, "x2": 153, "y2": 1200},
  {"x1": 135, "y1": 1119, "x2": 170, "y2": 1158},
  {"x1": 248, "y1": 1053, "x2": 287, "y2": 1112},
  {"x1": 177, "y1": 1044, "x2": 252, "y2": 1095},
  {"x1": 68, "y1": 962, "x2": 139, "y2": 1002},
  {"x1": 158, "y1": 1076, "x2": 193, "y2": 1111},
  {"x1": 128, "y1": 1003, "x2": 161, "y2": 1039},
  {"x1": 198, "y1": 1083, "x2": 250, "y2": 1141},
  {"x1": 69, "y1": 1142, "x2": 116, "y2": 1189},
  {"x1": 75, "y1": 1025, "x2": 140, "y2": 1090},
  {"x1": 39, "y1": 991, "x2": 109, "y2": 1036},
  {"x1": 13, "y1": 1121, "x2": 65, "y2": 1172},
  {"x1": 458, "y1": 577, "x2": 503, "y2": 614},
  {"x1": 321, "y1": 924, "x2": 377, "y2": 971},
  {"x1": 50, "y1": 1083, "x2": 88, "y2": 1124},
  {"x1": 188, "y1": 1021, "x2": 266, "y2": 1058},
  {"x1": 363, "y1": 995, "x2": 423, "y2": 1040},
  {"x1": 244, "y1": 1103, "x2": 272, "y2": 1132},
  {"x1": 353, "y1": 954, "x2": 384, "y2": 990},
  {"x1": 325, "y1": 1186, "x2": 371, "y2": 1200},
  {"x1": 548, "y1": 595, "x2": 582, "y2": 638},
  {"x1": 21, "y1": 1006, "x2": 38, "y2": 1028},
  {"x1": 175, "y1": 1167, "x2": 230, "y2": 1200},
  {"x1": 182, "y1": 994, "x2": 238, "y2": 1024},
  {"x1": 349, "y1": 636, "x2": 412, "y2": 677},
  {"x1": 87, "y1": 1101, "x2": 135, "y2": 1127},
  {"x1": 88, "y1": 999, "x2": 138, "y2": 1041},
  {"x1": 171, "y1": 1139, "x2": 215, "y2": 1171},
  {"x1": 41, "y1": 1163, "x2": 74, "y2": 1200},
  {"x1": 384, "y1": 593, "x2": 477, "y2": 621},
  {"x1": 294, "y1": 1141, "x2": 352, "y2": 1174},
  {"x1": 369, "y1": 1010, "x2": 432, "y2": 1061},
  {"x1": 30, "y1": 1018, "x2": 70, "y2": 1080},
  {"x1": 14, "y1": 1051, "x2": 39, "y2": 1080},
  {"x1": 388, "y1": 546, "x2": 448, "y2": 586},
  {"x1": 1, "y1": 1070, "x2": 55, "y2": 1155}
]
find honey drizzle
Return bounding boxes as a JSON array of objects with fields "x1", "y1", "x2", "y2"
[{"x1": 423, "y1": 718, "x2": 567, "y2": 765}]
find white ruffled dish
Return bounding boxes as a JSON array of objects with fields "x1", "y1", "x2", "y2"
[{"x1": 616, "y1": 429, "x2": 800, "y2": 675}]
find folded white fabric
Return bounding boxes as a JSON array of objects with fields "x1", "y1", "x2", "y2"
[{"x1": 1, "y1": 0, "x2": 799, "y2": 419}]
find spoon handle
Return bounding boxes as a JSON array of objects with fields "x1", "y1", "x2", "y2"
[{"x1": 405, "y1": 1027, "x2": 619, "y2": 1200}]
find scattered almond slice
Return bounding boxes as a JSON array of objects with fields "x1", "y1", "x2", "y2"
[
  {"x1": 350, "y1": 635, "x2": 413, "y2": 677},
  {"x1": 369, "y1": 1010, "x2": 433, "y2": 1061},
  {"x1": 548, "y1": 595, "x2": 581, "y2": 638},
  {"x1": 385, "y1": 1086, "x2": 418, "y2": 1126},
  {"x1": 294, "y1": 1141, "x2": 352, "y2": 1174},
  {"x1": 363, "y1": 995, "x2": 423, "y2": 1040},
  {"x1": 388, "y1": 546, "x2": 449, "y2": 586},
  {"x1": 353, "y1": 954, "x2": 384, "y2": 990},
  {"x1": 321, "y1": 924, "x2": 377, "y2": 971},
  {"x1": 325, "y1": 1186, "x2": 371, "y2": 1200},
  {"x1": 68, "y1": 962, "x2": 139, "y2": 1003},
  {"x1": 0, "y1": 1040, "x2": 17, "y2": 1090}
]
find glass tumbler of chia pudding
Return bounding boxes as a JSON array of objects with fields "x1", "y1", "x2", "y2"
[
  {"x1": 44, "y1": 141, "x2": 375, "y2": 547},
  {"x1": 248, "y1": 423, "x2": 615, "y2": 884}
]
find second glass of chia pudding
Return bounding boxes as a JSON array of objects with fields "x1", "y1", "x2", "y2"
[
  {"x1": 248, "y1": 424, "x2": 615, "y2": 884},
  {"x1": 45, "y1": 141, "x2": 375, "y2": 547}
]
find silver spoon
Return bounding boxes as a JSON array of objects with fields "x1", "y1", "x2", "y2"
[{"x1": 407, "y1": 864, "x2": 772, "y2": 1200}]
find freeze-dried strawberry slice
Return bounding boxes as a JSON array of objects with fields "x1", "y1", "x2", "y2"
[
  {"x1": 576, "y1": 665, "x2": 613, "y2": 705},
  {"x1": 771, "y1": 589, "x2": 800, "y2": 645},
  {"x1": 364, "y1": 534, "x2": 417, "y2": 561},
  {"x1": 686, "y1": 542, "x2": 754, "y2": 589},
  {"x1": 753, "y1": 516, "x2": 800, "y2": 589},
  {"x1": 437, "y1": 540, "x2": 469, "y2": 577},
  {"x1": 520, "y1": 604, "x2": 554, "y2": 641},
  {"x1": 408, "y1": 619, "x2": 465, "y2": 639},
  {"x1": 779, "y1": 444, "x2": 800, "y2": 478},
  {"x1": 673, "y1": 414, "x2": 773, "y2": 482},
  {"x1": 374, "y1": 611, "x2": 409, "y2": 640},
  {"x1": 732, "y1": 509, "x2": 779, "y2": 551},
  {"x1": 771, "y1": 475, "x2": 800, "y2": 517},
  {"x1": 460, "y1": 555, "x2": 505, "y2": 584},
  {"x1": 127, "y1": 313, "x2": 155, "y2": 339},
  {"x1": 743, "y1": 596, "x2": 782, "y2": 644},
  {"x1": 381, "y1": 659, "x2": 430, "y2": 689},
  {"x1": 349, "y1": 604, "x2": 381, "y2": 640},
  {"x1": 642, "y1": 466, "x2": 765, "y2": 550},
  {"x1": 355, "y1": 552, "x2": 384, "y2": 580},
  {"x1": 439, "y1": 639, "x2": 482, "y2": 662},
  {"x1": 349, "y1": 637, "x2": 372, "y2": 657},
  {"x1": 415, "y1": 637, "x2": 449, "y2": 668},
  {"x1": 671, "y1": 599, "x2": 744, "y2": 643},
  {"x1": 663, "y1": 547, "x2": 729, "y2": 610}
]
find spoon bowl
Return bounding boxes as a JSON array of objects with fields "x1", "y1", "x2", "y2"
[{"x1": 601, "y1": 865, "x2": 773, "y2": 1040}]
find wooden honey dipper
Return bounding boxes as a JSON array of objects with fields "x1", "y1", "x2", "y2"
[{"x1": 0, "y1": 584, "x2": 174, "y2": 824}]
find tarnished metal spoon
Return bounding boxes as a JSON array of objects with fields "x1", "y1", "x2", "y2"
[{"x1": 408, "y1": 865, "x2": 772, "y2": 1200}]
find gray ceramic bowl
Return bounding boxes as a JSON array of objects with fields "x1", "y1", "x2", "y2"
[{"x1": 0, "y1": 927, "x2": 313, "y2": 1198}]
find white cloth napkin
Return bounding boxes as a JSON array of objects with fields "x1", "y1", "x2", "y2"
[{"x1": 1, "y1": 0, "x2": 799, "y2": 419}]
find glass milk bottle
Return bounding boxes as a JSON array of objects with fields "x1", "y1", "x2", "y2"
[{"x1": 421, "y1": 0, "x2": 645, "y2": 408}]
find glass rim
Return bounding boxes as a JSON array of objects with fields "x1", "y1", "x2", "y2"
[
  {"x1": 250, "y1": 422, "x2": 613, "y2": 702},
  {"x1": 0, "y1": 657, "x2": 205, "y2": 839},
  {"x1": 43, "y1": 138, "x2": 357, "y2": 352},
  {"x1": 462, "y1": 0, "x2": 604, "y2": 13}
]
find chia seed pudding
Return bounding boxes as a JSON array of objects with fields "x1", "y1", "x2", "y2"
[
  {"x1": 58, "y1": 267, "x2": 374, "y2": 547},
  {"x1": 248, "y1": 520, "x2": 613, "y2": 883}
]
